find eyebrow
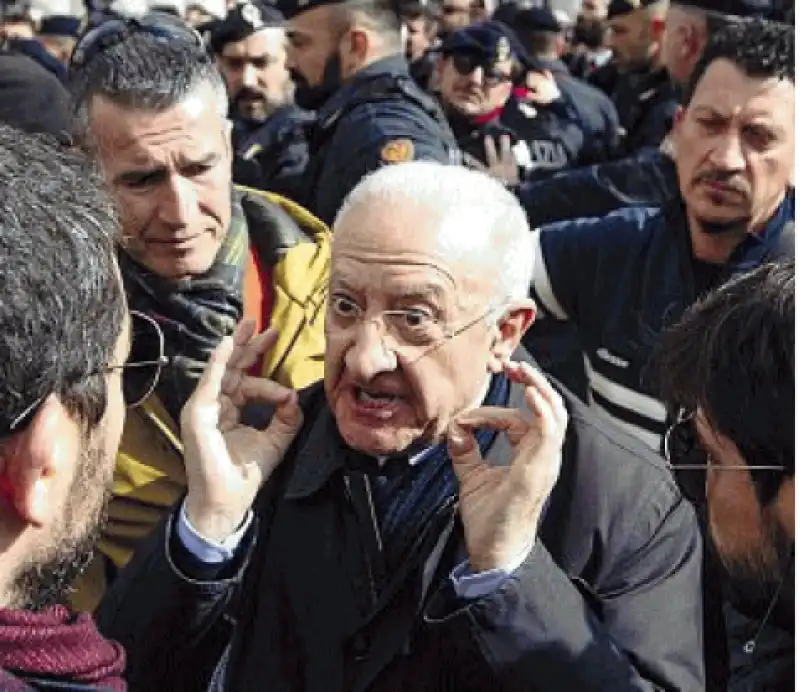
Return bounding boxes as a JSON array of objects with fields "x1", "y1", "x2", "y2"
[
  {"x1": 331, "y1": 278, "x2": 448, "y2": 302},
  {"x1": 113, "y1": 152, "x2": 219, "y2": 186}
]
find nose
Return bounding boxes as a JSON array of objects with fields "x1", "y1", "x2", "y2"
[
  {"x1": 157, "y1": 175, "x2": 197, "y2": 228},
  {"x1": 344, "y1": 318, "x2": 398, "y2": 382},
  {"x1": 242, "y1": 62, "x2": 258, "y2": 88},
  {"x1": 468, "y1": 66, "x2": 484, "y2": 85},
  {"x1": 285, "y1": 44, "x2": 297, "y2": 72},
  {"x1": 707, "y1": 130, "x2": 746, "y2": 172}
]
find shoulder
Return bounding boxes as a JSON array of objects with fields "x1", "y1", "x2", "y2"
[
  {"x1": 236, "y1": 186, "x2": 329, "y2": 247},
  {"x1": 538, "y1": 206, "x2": 664, "y2": 244}
]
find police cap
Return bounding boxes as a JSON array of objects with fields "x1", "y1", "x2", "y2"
[
  {"x1": 514, "y1": 6, "x2": 562, "y2": 33},
  {"x1": 440, "y1": 20, "x2": 540, "y2": 69},
  {"x1": 208, "y1": 1, "x2": 284, "y2": 53},
  {"x1": 38, "y1": 15, "x2": 82, "y2": 38},
  {"x1": 672, "y1": 0, "x2": 786, "y2": 21}
]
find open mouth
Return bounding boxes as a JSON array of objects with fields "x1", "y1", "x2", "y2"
[{"x1": 351, "y1": 386, "x2": 405, "y2": 420}]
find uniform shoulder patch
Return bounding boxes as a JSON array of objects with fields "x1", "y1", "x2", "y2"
[{"x1": 380, "y1": 139, "x2": 415, "y2": 164}]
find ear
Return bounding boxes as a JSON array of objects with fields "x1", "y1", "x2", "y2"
[
  {"x1": 348, "y1": 27, "x2": 369, "y2": 63},
  {"x1": 0, "y1": 396, "x2": 80, "y2": 528},
  {"x1": 651, "y1": 17, "x2": 666, "y2": 42},
  {"x1": 487, "y1": 300, "x2": 537, "y2": 373},
  {"x1": 434, "y1": 54, "x2": 447, "y2": 80},
  {"x1": 672, "y1": 105, "x2": 685, "y2": 130},
  {"x1": 222, "y1": 118, "x2": 233, "y2": 162}
]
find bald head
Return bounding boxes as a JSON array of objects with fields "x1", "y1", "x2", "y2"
[{"x1": 333, "y1": 162, "x2": 534, "y2": 305}]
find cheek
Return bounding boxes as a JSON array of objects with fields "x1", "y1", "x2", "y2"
[
  {"x1": 114, "y1": 190, "x2": 153, "y2": 238},
  {"x1": 707, "y1": 472, "x2": 764, "y2": 554}
]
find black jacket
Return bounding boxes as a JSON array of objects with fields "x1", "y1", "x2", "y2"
[
  {"x1": 97, "y1": 358, "x2": 704, "y2": 692},
  {"x1": 300, "y1": 55, "x2": 456, "y2": 225}
]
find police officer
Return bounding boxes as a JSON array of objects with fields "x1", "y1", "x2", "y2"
[
  {"x1": 512, "y1": 6, "x2": 622, "y2": 164},
  {"x1": 605, "y1": 0, "x2": 677, "y2": 155},
  {"x1": 1, "y1": 2, "x2": 68, "y2": 81},
  {"x1": 275, "y1": 0, "x2": 456, "y2": 225},
  {"x1": 209, "y1": 1, "x2": 312, "y2": 200},
  {"x1": 436, "y1": 21, "x2": 526, "y2": 172},
  {"x1": 37, "y1": 15, "x2": 81, "y2": 66}
]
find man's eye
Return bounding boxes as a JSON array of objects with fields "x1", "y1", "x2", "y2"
[
  {"x1": 332, "y1": 296, "x2": 360, "y2": 317},
  {"x1": 402, "y1": 310, "x2": 433, "y2": 329}
]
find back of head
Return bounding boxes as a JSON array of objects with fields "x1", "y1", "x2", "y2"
[
  {"x1": 657, "y1": 261, "x2": 795, "y2": 503},
  {"x1": 0, "y1": 51, "x2": 71, "y2": 141},
  {"x1": 0, "y1": 124, "x2": 124, "y2": 442},
  {"x1": 67, "y1": 21, "x2": 228, "y2": 148},
  {"x1": 682, "y1": 17, "x2": 794, "y2": 106}
]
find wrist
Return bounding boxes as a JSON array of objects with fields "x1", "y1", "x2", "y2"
[{"x1": 184, "y1": 493, "x2": 250, "y2": 543}]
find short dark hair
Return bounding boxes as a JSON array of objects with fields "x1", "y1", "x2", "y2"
[
  {"x1": 67, "y1": 32, "x2": 227, "y2": 147},
  {"x1": 683, "y1": 18, "x2": 794, "y2": 106},
  {"x1": 0, "y1": 125, "x2": 125, "y2": 435},
  {"x1": 340, "y1": 0, "x2": 403, "y2": 48},
  {"x1": 657, "y1": 262, "x2": 795, "y2": 504}
]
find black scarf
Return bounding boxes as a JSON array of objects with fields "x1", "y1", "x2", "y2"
[{"x1": 119, "y1": 192, "x2": 249, "y2": 422}]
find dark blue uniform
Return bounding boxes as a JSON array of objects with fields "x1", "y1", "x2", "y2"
[
  {"x1": 516, "y1": 149, "x2": 679, "y2": 228},
  {"x1": 232, "y1": 105, "x2": 314, "y2": 203},
  {"x1": 302, "y1": 55, "x2": 456, "y2": 225},
  {"x1": 611, "y1": 65, "x2": 678, "y2": 155},
  {"x1": 530, "y1": 192, "x2": 795, "y2": 450},
  {"x1": 547, "y1": 59, "x2": 621, "y2": 164},
  {"x1": 3, "y1": 37, "x2": 66, "y2": 81}
]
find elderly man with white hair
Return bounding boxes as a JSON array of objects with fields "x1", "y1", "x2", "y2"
[{"x1": 97, "y1": 162, "x2": 705, "y2": 691}]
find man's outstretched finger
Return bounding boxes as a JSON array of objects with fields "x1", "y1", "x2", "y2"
[
  {"x1": 231, "y1": 328, "x2": 279, "y2": 373},
  {"x1": 194, "y1": 336, "x2": 235, "y2": 405}
]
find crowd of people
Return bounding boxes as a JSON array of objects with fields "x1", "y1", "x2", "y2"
[{"x1": 0, "y1": 0, "x2": 794, "y2": 690}]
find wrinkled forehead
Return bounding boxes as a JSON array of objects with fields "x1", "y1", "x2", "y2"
[{"x1": 332, "y1": 197, "x2": 497, "y2": 295}]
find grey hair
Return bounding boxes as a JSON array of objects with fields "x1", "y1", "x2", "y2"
[
  {"x1": 68, "y1": 32, "x2": 228, "y2": 147},
  {"x1": 334, "y1": 162, "x2": 535, "y2": 310}
]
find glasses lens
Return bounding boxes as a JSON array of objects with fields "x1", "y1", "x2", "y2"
[
  {"x1": 123, "y1": 312, "x2": 165, "y2": 408},
  {"x1": 667, "y1": 416, "x2": 708, "y2": 505},
  {"x1": 452, "y1": 52, "x2": 479, "y2": 76}
]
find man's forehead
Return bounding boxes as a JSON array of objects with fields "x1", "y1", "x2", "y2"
[
  {"x1": 692, "y1": 59, "x2": 795, "y2": 110},
  {"x1": 223, "y1": 27, "x2": 285, "y2": 56}
]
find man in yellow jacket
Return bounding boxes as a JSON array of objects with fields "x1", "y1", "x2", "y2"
[{"x1": 66, "y1": 16, "x2": 329, "y2": 610}]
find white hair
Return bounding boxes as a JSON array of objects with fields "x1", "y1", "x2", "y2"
[{"x1": 334, "y1": 161, "x2": 535, "y2": 308}]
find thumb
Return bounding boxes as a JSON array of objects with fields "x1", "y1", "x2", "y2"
[
  {"x1": 260, "y1": 392, "x2": 303, "y2": 463},
  {"x1": 447, "y1": 422, "x2": 483, "y2": 481}
]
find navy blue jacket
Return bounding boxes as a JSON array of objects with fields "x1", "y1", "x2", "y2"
[
  {"x1": 516, "y1": 149, "x2": 679, "y2": 229},
  {"x1": 611, "y1": 66, "x2": 678, "y2": 156},
  {"x1": 232, "y1": 105, "x2": 315, "y2": 203},
  {"x1": 549, "y1": 59, "x2": 621, "y2": 164},
  {"x1": 301, "y1": 55, "x2": 456, "y2": 225},
  {"x1": 530, "y1": 192, "x2": 795, "y2": 450}
]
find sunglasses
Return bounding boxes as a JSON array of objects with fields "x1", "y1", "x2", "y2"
[
  {"x1": 69, "y1": 11, "x2": 207, "y2": 71},
  {"x1": 451, "y1": 52, "x2": 514, "y2": 87},
  {"x1": 663, "y1": 407, "x2": 785, "y2": 503},
  {"x1": 2, "y1": 310, "x2": 169, "y2": 437}
]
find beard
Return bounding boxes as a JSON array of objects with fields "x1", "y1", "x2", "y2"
[
  {"x1": 572, "y1": 18, "x2": 605, "y2": 50},
  {"x1": 231, "y1": 84, "x2": 292, "y2": 124},
  {"x1": 714, "y1": 516, "x2": 795, "y2": 631},
  {"x1": 696, "y1": 217, "x2": 751, "y2": 236},
  {"x1": 9, "y1": 442, "x2": 114, "y2": 612},
  {"x1": 290, "y1": 52, "x2": 342, "y2": 112}
]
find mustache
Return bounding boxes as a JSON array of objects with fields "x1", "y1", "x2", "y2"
[
  {"x1": 693, "y1": 169, "x2": 750, "y2": 195},
  {"x1": 234, "y1": 87, "x2": 265, "y2": 103}
]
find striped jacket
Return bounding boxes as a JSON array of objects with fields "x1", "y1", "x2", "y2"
[{"x1": 530, "y1": 192, "x2": 795, "y2": 451}]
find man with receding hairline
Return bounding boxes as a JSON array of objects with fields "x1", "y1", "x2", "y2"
[{"x1": 98, "y1": 161, "x2": 703, "y2": 691}]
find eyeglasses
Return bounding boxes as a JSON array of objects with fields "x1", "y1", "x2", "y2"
[
  {"x1": 663, "y1": 408, "x2": 786, "y2": 473},
  {"x1": 451, "y1": 53, "x2": 514, "y2": 87},
  {"x1": 2, "y1": 310, "x2": 169, "y2": 437},
  {"x1": 329, "y1": 295, "x2": 504, "y2": 365},
  {"x1": 69, "y1": 11, "x2": 207, "y2": 71}
]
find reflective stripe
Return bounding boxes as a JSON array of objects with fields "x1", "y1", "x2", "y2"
[
  {"x1": 584, "y1": 356, "x2": 667, "y2": 453},
  {"x1": 531, "y1": 229, "x2": 569, "y2": 321}
]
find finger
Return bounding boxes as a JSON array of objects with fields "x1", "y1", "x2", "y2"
[
  {"x1": 231, "y1": 328, "x2": 279, "y2": 373},
  {"x1": 499, "y1": 134, "x2": 513, "y2": 161},
  {"x1": 455, "y1": 406, "x2": 530, "y2": 444},
  {"x1": 238, "y1": 376, "x2": 295, "y2": 407},
  {"x1": 227, "y1": 319, "x2": 259, "y2": 370},
  {"x1": 446, "y1": 422, "x2": 484, "y2": 479},
  {"x1": 512, "y1": 362, "x2": 567, "y2": 425},
  {"x1": 484, "y1": 135, "x2": 498, "y2": 166},
  {"x1": 258, "y1": 392, "x2": 304, "y2": 470},
  {"x1": 192, "y1": 336, "x2": 235, "y2": 407}
]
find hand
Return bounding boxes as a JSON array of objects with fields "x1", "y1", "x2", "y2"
[
  {"x1": 524, "y1": 70, "x2": 560, "y2": 105},
  {"x1": 447, "y1": 362, "x2": 567, "y2": 573},
  {"x1": 484, "y1": 135, "x2": 520, "y2": 186},
  {"x1": 180, "y1": 320, "x2": 303, "y2": 542}
]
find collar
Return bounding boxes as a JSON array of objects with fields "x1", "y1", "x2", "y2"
[
  {"x1": 727, "y1": 190, "x2": 795, "y2": 271},
  {"x1": 285, "y1": 374, "x2": 496, "y2": 499},
  {"x1": 316, "y1": 54, "x2": 410, "y2": 123}
]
